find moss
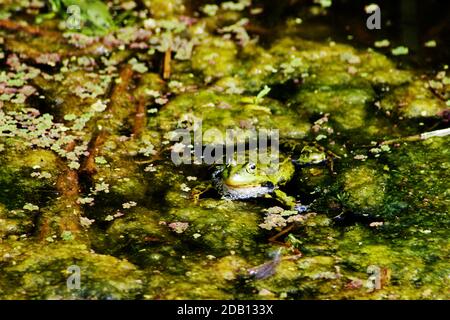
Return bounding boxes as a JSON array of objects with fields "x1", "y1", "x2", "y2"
[
  {"x1": 106, "y1": 207, "x2": 174, "y2": 254},
  {"x1": 0, "y1": 241, "x2": 143, "y2": 299},
  {"x1": 292, "y1": 73, "x2": 375, "y2": 117},
  {"x1": 143, "y1": 0, "x2": 185, "y2": 19},
  {"x1": 357, "y1": 50, "x2": 414, "y2": 86},
  {"x1": 335, "y1": 224, "x2": 449, "y2": 299},
  {"x1": 341, "y1": 163, "x2": 387, "y2": 212},
  {"x1": 380, "y1": 80, "x2": 448, "y2": 118},
  {"x1": 0, "y1": 147, "x2": 59, "y2": 209},
  {"x1": 333, "y1": 106, "x2": 368, "y2": 130},
  {"x1": 248, "y1": 255, "x2": 343, "y2": 299},
  {"x1": 153, "y1": 89, "x2": 310, "y2": 146},
  {"x1": 164, "y1": 197, "x2": 262, "y2": 255},
  {"x1": 191, "y1": 37, "x2": 239, "y2": 80},
  {"x1": 0, "y1": 203, "x2": 35, "y2": 238},
  {"x1": 85, "y1": 136, "x2": 150, "y2": 218},
  {"x1": 144, "y1": 254, "x2": 249, "y2": 299}
]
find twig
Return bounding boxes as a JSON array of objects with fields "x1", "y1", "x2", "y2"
[
  {"x1": 380, "y1": 127, "x2": 450, "y2": 145},
  {"x1": 38, "y1": 141, "x2": 83, "y2": 241},
  {"x1": 81, "y1": 65, "x2": 134, "y2": 175},
  {"x1": 0, "y1": 19, "x2": 60, "y2": 37},
  {"x1": 163, "y1": 48, "x2": 171, "y2": 80},
  {"x1": 268, "y1": 224, "x2": 294, "y2": 243},
  {"x1": 132, "y1": 95, "x2": 146, "y2": 138},
  {"x1": 81, "y1": 129, "x2": 107, "y2": 175}
]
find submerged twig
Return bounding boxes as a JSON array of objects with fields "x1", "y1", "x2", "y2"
[
  {"x1": 0, "y1": 19, "x2": 60, "y2": 37},
  {"x1": 380, "y1": 127, "x2": 450, "y2": 145},
  {"x1": 163, "y1": 48, "x2": 171, "y2": 80},
  {"x1": 268, "y1": 224, "x2": 295, "y2": 244},
  {"x1": 38, "y1": 141, "x2": 84, "y2": 242},
  {"x1": 81, "y1": 65, "x2": 134, "y2": 175},
  {"x1": 81, "y1": 129, "x2": 108, "y2": 175},
  {"x1": 132, "y1": 95, "x2": 146, "y2": 138}
]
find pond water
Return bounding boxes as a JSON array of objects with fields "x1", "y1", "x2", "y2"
[{"x1": 0, "y1": 0, "x2": 448, "y2": 299}]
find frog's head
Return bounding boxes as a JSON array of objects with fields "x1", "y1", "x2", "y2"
[
  {"x1": 222, "y1": 162, "x2": 273, "y2": 188},
  {"x1": 214, "y1": 159, "x2": 294, "y2": 200},
  {"x1": 297, "y1": 146, "x2": 327, "y2": 165}
]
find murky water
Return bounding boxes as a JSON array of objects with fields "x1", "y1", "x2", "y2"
[{"x1": 0, "y1": 0, "x2": 448, "y2": 299}]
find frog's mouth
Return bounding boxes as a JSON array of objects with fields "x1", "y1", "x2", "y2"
[{"x1": 216, "y1": 180, "x2": 275, "y2": 200}]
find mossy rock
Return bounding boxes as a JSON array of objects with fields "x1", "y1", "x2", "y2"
[
  {"x1": 341, "y1": 163, "x2": 387, "y2": 213},
  {"x1": 0, "y1": 242, "x2": 143, "y2": 299},
  {"x1": 0, "y1": 147, "x2": 59, "y2": 209},
  {"x1": 106, "y1": 207, "x2": 174, "y2": 253},
  {"x1": 379, "y1": 80, "x2": 447, "y2": 118},
  {"x1": 152, "y1": 89, "x2": 310, "y2": 146},
  {"x1": 165, "y1": 197, "x2": 262, "y2": 255},
  {"x1": 0, "y1": 204, "x2": 35, "y2": 239},
  {"x1": 191, "y1": 36, "x2": 239, "y2": 80}
]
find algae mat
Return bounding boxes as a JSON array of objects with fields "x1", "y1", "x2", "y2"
[{"x1": 0, "y1": 0, "x2": 448, "y2": 299}]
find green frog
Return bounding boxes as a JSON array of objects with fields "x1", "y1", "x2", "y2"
[
  {"x1": 37, "y1": 0, "x2": 115, "y2": 36},
  {"x1": 211, "y1": 146, "x2": 330, "y2": 212},
  {"x1": 295, "y1": 145, "x2": 327, "y2": 165},
  {"x1": 212, "y1": 155, "x2": 303, "y2": 211}
]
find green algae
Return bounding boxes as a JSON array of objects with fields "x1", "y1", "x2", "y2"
[
  {"x1": 152, "y1": 89, "x2": 310, "y2": 146},
  {"x1": 380, "y1": 80, "x2": 448, "y2": 118},
  {"x1": 0, "y1": 146, "x2": 59, "y2": 209},
  {"x1": 0, "y1": 0, "x2": 448, "y2": 300},
  {"x1": 342, "y1": 163, "x2": 387, "y2": 212},
  {"x1": 0, "y1": 241, "x2": 143, "y2": 299},
  {"x1": 191, "y1": 37, "x2": 239, "y2": 80}
]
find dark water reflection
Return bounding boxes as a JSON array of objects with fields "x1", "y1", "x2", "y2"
[{"x1": 254, "y1": 0, "x2": 450, "y2": 69}]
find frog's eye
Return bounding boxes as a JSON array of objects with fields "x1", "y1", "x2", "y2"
[{"x1": 246, "y1": 163, "x2": 257, "y2": 173}]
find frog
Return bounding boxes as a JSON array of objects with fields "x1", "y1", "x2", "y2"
[
  {"x1": 295, "y1": 145, "x2": 327, "y2": 165},
  {"x1": 36, "y1": 0, "x2": 115, "y2": 36},
  {"x1": 212, "y1": 154, "x2": 306, "y2": 212},
  {"x1": 209, "y1": 145, "x2": 332, "y2": 212}
]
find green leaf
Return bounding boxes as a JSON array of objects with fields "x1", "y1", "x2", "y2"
[{"x1": 255, "y1": 85, "x2": 271, "y2": 104}]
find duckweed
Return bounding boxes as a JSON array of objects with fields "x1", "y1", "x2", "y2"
[{"x1": 0, "y1": 0, "x2": 448, "y2": 300}]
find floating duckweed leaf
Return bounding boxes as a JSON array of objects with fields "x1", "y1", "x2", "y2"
[
  {"x1": 202, "y1": 4, "x2": 219, "y2": 16},
  {"x1": 64, "y1": 114, "x2": 77, "y2": 121},
  {"x1": 122, "y1": 201, "x2": 137, "y2": 209},
  {"x1": 95, "y1": 156, "x2": 108, "y2": 165},
  {"x1": 374, "y1": 39, "x2": 390, "y2": 48},
  {"x1": 221, "y1": 0, "x2": 251, "y2": 11},
  {"x1": 424, "y1": 40, "x2": 437, "y2": 48},
  {"x1": 23, "y1": 203, "x2": 39, "y2": 211},
  {"x1": 391, "y1": 46, "x2": 409, "y2": 55},
  {"x1": 315, "y1": 0, "x2": 332, "y2": 8},
  {"x1": 61, "y1": 231, "x2": 74, "y2": 241},
  {"x1": 80, "y1": 216, "x2": 95, "y2": 228},
  {"x1": 90, "y1": 100, "x2": 107, "y2": 112},
  {"x1": 68, "y1": 161, "x2": 80, "y2": 170},
  {"x1": 168, "y1": 221, "x2": 189, "y2": 233},
  {"x1": 129, "y1": 58, "x2": 148, "y2": 73},
  {"x1": 78, "y1": 197, "x2": 95, "y2": 205}
]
